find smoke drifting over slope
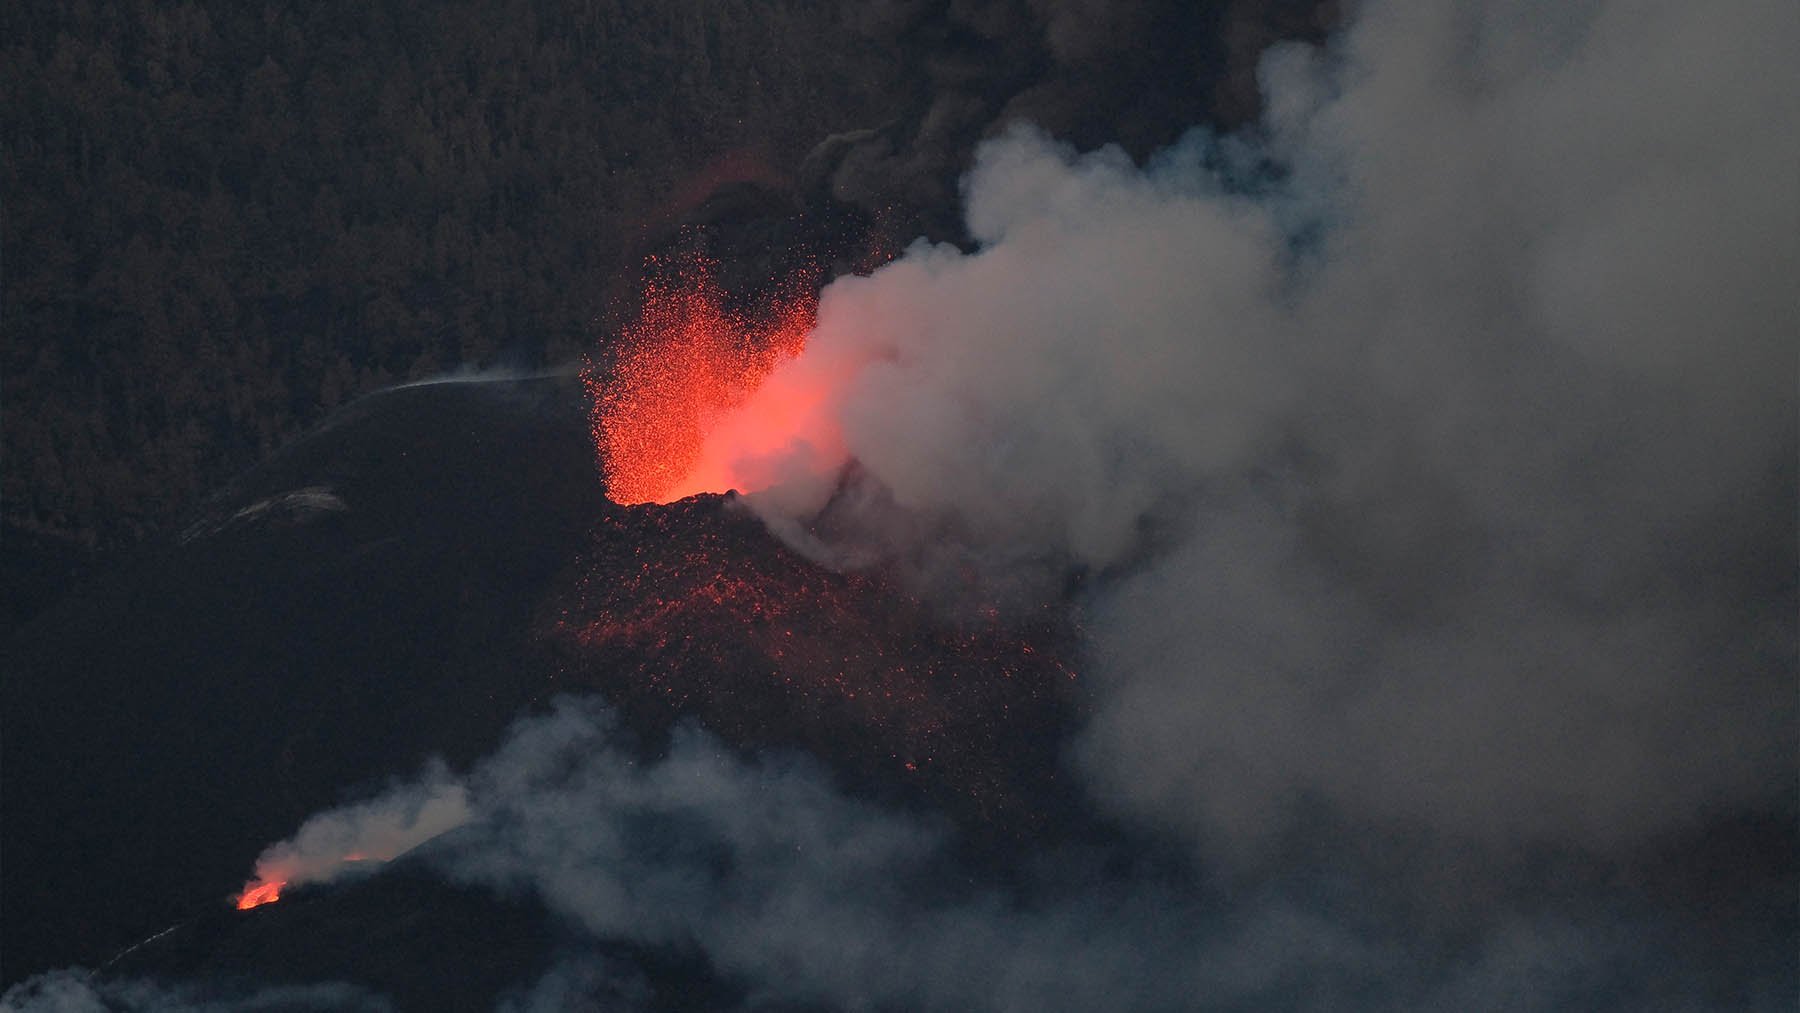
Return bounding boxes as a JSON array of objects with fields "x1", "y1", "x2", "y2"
[
  {"x1": 726, "y1": 0, "x2": 1798, "y2": 855},
  {"x1": 172, "y1": 698, "x2": 1785, "y2": 1010},
  {"x1": 234, "y1": 776, "x2": 470, "y2": 910}
]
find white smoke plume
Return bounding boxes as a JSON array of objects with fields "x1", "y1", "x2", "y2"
[
  {"x1": 719, "y1": 0, "x2": 1798, "y2": 856},
  {"x1": 193, "y1": 698, "x2": 1789, "y2": 1009},
  {"x1": 237, "y1": 771, "x2": 470, "y2": 900}
]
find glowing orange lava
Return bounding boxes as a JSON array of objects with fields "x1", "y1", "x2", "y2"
[
  {"x1": 235, "y1": 879, "x2": 284, "y2": 911},
  {"x1": 586, "y1": 259, "x2": 825, "y2": 505}
]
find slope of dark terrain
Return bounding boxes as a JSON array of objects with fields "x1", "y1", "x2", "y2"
[
  {"x1": 3, "y1": 373, "x2": 1086, "y2": 986},
  {"x1": 3, "y1": 375, "x2": 597, "y2": 980}
]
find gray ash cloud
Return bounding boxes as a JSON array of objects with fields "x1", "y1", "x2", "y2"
[{"x1": 760, "y1": 0, "x2": 1797, "y2": 857}]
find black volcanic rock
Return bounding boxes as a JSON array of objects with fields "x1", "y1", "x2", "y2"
[
  {"x1": 97, "y1": 854, "x2": 760, "y2": 1012},
  {"x1": 3, "y1": 375, "x2": 601, "y2": 981},
  {"x1": 100, "y1": 864, "x2": 561, "y2": 1011}
]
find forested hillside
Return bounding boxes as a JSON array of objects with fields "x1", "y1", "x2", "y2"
[
  {"x1": 1, "y1": 0, "x2": 1332, "y2": 621},
  {"x1": 3, "y1": 0, "x2": 895, "y2": 549}
]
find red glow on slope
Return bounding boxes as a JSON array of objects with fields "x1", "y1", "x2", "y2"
[
  {"x1": 235, "y1": 879, "x2": 284, "y2": 911},
  {"x1": 587, "y1": 260, "x2": 827, "y2": 505},
  {"x1": 540, "y1": 497, "x2": 1082, "y2": 830}
]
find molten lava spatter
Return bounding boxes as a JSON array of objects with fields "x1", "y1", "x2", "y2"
[
  {"x1": 235, "y1": 879, "x2": 284, "y2": 911},
  {"x1": 541, "y1": 495, "x2": 1082, "y2": 833},
  {"x1": 577, "y1": 254, "x2": 1080, "y2": 830},
  {"x1": 587, "y1": 259, "x2": 819, "y2": 505}
]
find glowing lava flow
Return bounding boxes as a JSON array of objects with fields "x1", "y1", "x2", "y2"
[
  {"x1": 586, "y1": 259, "x2": 830, "y2": 505},
  {"x1": 234, "y1": 879, "x2": 284, "y2": 911}
]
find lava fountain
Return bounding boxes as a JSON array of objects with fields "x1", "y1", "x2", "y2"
[{"x1": 586, "y1": 257, "x2": 843, "y2": 505}]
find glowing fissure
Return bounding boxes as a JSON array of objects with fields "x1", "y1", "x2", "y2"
[{"x1": 587, "y1": 259, "x2": 833, "y2": 505}]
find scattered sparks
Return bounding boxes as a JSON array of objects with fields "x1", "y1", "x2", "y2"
[
  {"x1": 573, "y1": 251, "x2": 1079, "y2": 828},
  {"x1": 587, "y1": 257, "x2": 821, "y2": 505},
  {"x1": 541, "y1": 496, "x2": 1082, "y2": 830}
]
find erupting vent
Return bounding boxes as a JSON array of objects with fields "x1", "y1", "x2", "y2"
[
  {"x1": 585, "y1": 258, "x2": 821, "y2": 505},
  {"x1": 573, "y1": 254, "x2": 1082, "y2": 829}
]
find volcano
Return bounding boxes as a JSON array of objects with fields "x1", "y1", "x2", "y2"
[
  {"x1": 1, "y1": 373, "x2": 1083, "y2": 998},
  {"x1": 8, "y1": 2, "x2": 1796, "y2": 1003}
]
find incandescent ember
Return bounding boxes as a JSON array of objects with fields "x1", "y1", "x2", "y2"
[
  {"x1": 585, "y1": 256, "x2": 819, "y2": 506},
  {"x1": 538, "y1": 493, "x2": 1085, "y2": 837}
]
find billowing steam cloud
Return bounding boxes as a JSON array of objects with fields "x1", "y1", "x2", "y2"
[{"x1": 726, "y1": 0, "x2": 1798, "y2": 855}]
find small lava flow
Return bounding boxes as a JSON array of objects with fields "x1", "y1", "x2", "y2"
[
  {"x1": 540, "y1": 495, "x2": 1083, "y2": 833},
  {"x1": 234, "y1": 880, "x2": 283, "y2": 911}
]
